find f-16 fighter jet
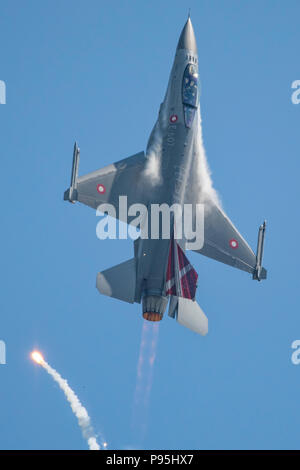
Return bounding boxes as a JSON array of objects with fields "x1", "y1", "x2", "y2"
[{"x1": 64, "y1": 17, "x2": 267, "y2": 336}]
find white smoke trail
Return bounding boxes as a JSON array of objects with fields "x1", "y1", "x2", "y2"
[
  {"x1": 132, "y1": 321, "x2": 160, "y2": 441},
  {"x1": 143, "y1": 323, "x2": 159, "y2": 407},
  {"x1": 32, "y1": 352, "x2": 104, "y2": 450}
]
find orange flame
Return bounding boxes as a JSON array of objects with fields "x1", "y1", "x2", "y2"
[{"x1": 31, "y1": 350, "x2": 44, "y2": 365}]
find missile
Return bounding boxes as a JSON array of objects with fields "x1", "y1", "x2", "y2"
[
  {"x1": 253, "y1": 220, "x2": 267, "y2": 281},
  {"x1": 64, "y1": 142, "x2": 80, "y2": 203}
]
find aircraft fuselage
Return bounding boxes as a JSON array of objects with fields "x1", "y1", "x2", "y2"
[{"x1": 136, "y1": 19, "x2": 200, "y2": 319}]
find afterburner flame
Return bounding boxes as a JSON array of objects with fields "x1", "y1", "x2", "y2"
[{"x1": 31, "y1": 350, "x2": 44, "y2": 364}]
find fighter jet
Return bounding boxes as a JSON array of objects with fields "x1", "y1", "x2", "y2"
[{"x1": 64, "y1": 17, "x2": 266, "y2": 335}]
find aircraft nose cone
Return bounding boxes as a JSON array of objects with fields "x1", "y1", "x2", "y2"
[{"x1": 177, "y1": 17, "x2": 197, "y2": 53}]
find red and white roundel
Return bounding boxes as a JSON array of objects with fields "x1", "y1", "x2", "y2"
[
  {"x1": 170, "y1": 114, "x2": 178, "y2": 123},
  {"x1": 97, "y1": 184, "x2": 106, "y2": 194},
  {"x1": 229, "y1": 239, "x2": 239, "y2": 249}
]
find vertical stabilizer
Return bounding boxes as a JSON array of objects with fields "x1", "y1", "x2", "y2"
[{"x1": 166, "y1": 236, "x2": 198, "y2": 300}]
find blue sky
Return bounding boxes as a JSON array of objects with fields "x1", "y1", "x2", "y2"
[{"x1": 0, "y1": 0, "x2": 299, "y2": 450}]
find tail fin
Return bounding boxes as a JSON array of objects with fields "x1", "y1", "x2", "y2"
[
  {"x1": 96, "y1": 258, "x2": 136, "y2": 304},
  {"x1": 166, "y1": 235, "x2": 198, "y2": 300},
  {"x1": 168, "y1": 296, "x2": 208, "y2": 336}
]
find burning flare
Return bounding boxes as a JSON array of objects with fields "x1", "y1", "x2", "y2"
[
  {"x1": 31, "y1": 350, "x2": 44, "y2": 365},
  {"x1": 30, "y1": 349, "x2": 106, "y2": 450}
]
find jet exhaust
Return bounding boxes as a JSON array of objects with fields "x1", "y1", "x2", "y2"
[
  {"x1": 31, "y1": 350, "x2": 106, "y2": 450},
  {"x1": 132, "y1": 322, "x2": 159, "y2": 442},
  {"x1": 142, "y1": 294, "x2": 168, "y2": 322}
]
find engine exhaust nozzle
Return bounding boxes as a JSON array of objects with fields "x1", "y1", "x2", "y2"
[{"x1": 142, "y1": 295, "x2": 168, "y2": 322}]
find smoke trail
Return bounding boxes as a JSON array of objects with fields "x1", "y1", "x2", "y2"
[
  {"x1": 132, "y1": 321, "x2": 160, "y2": 441},
  {"x1": 31, "y1": 352, "x2": 105, "y2": 450}
]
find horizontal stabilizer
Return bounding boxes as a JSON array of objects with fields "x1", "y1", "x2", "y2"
[
  {"x1": 96, "y1": 258, "x2": 136, "y2": 304},
  {"x1": 177, "y1": 297, "x2": 208, "y2": 336}
]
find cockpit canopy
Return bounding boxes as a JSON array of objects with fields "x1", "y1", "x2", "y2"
[{"x1": 182, "y1": 63, "x2": 198, "y2": 128}]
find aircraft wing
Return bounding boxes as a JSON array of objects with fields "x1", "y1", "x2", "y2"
[
  {"x1": 191, "y1": 200, "x2": 267, "y2": 279},
  {"x1": 64, "y1": 143, "x2": 148, "y2": 223}
]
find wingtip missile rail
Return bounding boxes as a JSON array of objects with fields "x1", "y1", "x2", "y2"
[
  {"x1": 253, "y1": 220, "x2": 267, "y2": 281},
  {"x1": 64, "y1": 141, "x2": 80, "y2": 204}
]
